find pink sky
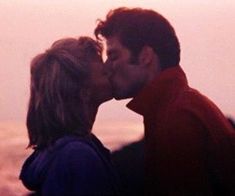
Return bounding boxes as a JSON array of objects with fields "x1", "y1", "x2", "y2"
[{"x1": 0, "y1": 0, "x2": 234, "y2": 127}]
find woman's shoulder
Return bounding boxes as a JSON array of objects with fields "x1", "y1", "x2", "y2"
[
  {"x1": 55, "y1": 135, "x2": 98, "y2": 155},
  {"x1": 54, "y1": 135, "x2": 112, "y2": 179},
  {"x1": 55, "y1": 135, "x2": 106, "y2": 164},
  {"x1": 45, "y1": 135, "x2": 120, "y2": 195}
]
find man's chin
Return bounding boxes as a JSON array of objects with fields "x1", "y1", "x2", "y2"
[
  {"x1": 113, "y1": 93, "x2": 132, "y2": 100},
  {"x1": 96, "y1": 98, "x2": 112, "y2": 107},
  {"x1": 111, "y1": 86, "x2": 134, "y2": 100},
  {"x1": 102, "y1": 95, "x2": 114, "y2": 103}
]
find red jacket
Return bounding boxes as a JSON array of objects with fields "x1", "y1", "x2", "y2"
[{"x1": 127, "y1": 66, "x2": 235, "y2": 195}]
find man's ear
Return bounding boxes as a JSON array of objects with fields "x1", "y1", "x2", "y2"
[{"x1": 138, "y1": 46, "x2": 155, "y2": 66}]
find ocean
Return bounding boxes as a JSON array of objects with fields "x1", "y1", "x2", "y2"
[{"x1": 0, "y1": 121, "x2": 143, "y2": 195}]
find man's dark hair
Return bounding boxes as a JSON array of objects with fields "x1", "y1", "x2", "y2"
[{"x1": 95, "y1": 7, "x2": 180, "y2": 69}]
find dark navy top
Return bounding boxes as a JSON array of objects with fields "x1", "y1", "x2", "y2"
[{"x1": 20, "y1": 134, "x2": 120, "y2": 195}]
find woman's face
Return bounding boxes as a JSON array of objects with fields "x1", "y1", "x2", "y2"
[{"x1": 87, "y1": 55, "x2": 113, "y2": 105}]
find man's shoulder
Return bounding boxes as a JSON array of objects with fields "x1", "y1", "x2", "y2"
[
  {"x1": 172, "y1": 86, "x2": 218, "y2": 114},
  {"x1": 169, "y1": 87, "x2": 232, "y2": 130}
]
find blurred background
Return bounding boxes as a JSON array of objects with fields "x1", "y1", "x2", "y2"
[{"x1": 0, "y1": 0, "x2": 234, "y2": 195}]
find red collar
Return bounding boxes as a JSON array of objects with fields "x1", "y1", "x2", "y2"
[{"x1": 127, "y1": 66, "x2": 188, "y2": 115}]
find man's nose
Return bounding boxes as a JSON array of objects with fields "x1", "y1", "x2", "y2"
[{"x1": 103, "y1": 60, "x2": 113, "y2": 78}]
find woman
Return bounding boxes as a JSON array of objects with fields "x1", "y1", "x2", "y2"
[{"x1": 20, "y1": 37, "x2": 120, "y2": 195}]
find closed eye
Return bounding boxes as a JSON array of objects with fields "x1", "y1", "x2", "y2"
[
  {"x1": 109, "y1": 56, "x2": 118, "y2": 62},
  {"x1": 107, "y1": 50, "x2": 119, "y2": 62}
]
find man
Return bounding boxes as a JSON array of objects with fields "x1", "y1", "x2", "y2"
[
  {"x1": 95, "y1": 7, "x2": 235, "y2": 195},
  {"x1": 112, "y1": 138, "x2": 144, "y2": 195}
]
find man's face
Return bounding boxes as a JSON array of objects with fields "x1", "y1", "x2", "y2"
[
  {"x1": 87, "y1": 55, "x2": 113, "y2": 105},
  {"x1": 105, "y1": 36, "x2": 149, "y2": 100}
]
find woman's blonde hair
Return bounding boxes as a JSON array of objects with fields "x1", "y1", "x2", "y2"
[{"x1": 27, "y1": 37, "x2": 102, "y2": 149}]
